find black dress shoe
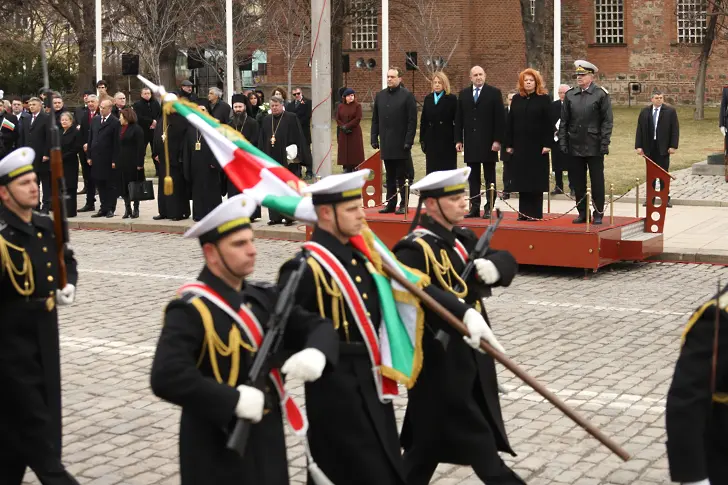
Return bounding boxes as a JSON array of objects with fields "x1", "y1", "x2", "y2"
[
  {"x1": 131, "y1": 208, "x2": 140, "y2": 219},
  {"x1": 78, "y1": 204, "x2": 95, "y2": 213},
  {"x1": 572, "y1": 215, "x2": 586, "y2": 224},
  {"x1": 464, "y1": 210, "x2": 480, "y2": 218},
  {"x1": 482, "y1": 212, "x2": 491, "y2": 219},
  {"x1": 550, "y1": 189, "x2": 562, "y2": 195},
  {"x1": 90, "y1": 211, "x2": 105, "y2": 218},
  {"x1": 517, "y1": 215, "x2": 528, "y2": 221},
  {"x1": 666, "y1": 199, "x2": 673, "y2": 208},
  {"x1": 153, "y1": 215, "x2": 167, "y2": 220},
  {"x1": 105, "y1": 211, "x2": 115, "y2": 218},
  {"x1": 171, "y1": 216, "x2": 188, "y2": 221},
  {"x1": 501, "y1": 193, "x2": 510, "y2": 200},
  {"x1": 379, "y1": 207, "x2": 395, "y2": 214},
  {"x1": 78, "y1": 188, "x2": 87, "y2": 195},
  {"x1": 284, "y1": 220, "x2": 295, "y2": 226},
  {"x1": 268, "y1": 220, "x2": 281, "y2": 225},
  {"x1": 395, "y1": 207, "x2": 406, "y2": 215},
  {"x1": 593, "y1": 214, "x2": 603, "y2": 225}
]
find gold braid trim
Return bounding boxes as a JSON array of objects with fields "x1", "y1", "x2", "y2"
[
  {"x1": 189, "y1": 298, "x2": 256, "y2": 387},
  {"x1": 413, "y1": 238, "x2": 467, "y2": 299},
  {"x1": 714, "y1": 393, "x2": 728, "y2": 404},
  {"x1": 307, "y1": 257, "x2": 349, "y2": 340},
  {"x1": 0, "y1": 234, "x2": 34, "y2": 296}
]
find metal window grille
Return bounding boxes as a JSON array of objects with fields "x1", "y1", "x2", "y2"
[
  {"x1": 677, "y1": 0, "x2": 707, "y2": 44},
  {"x1": 351, "y1": 0, "x2": 378, "y2": 51},
  {"x1": 594, "y1": 0, "x2": 624, "y2": 44},
  {"x1": 530, "y1": 0, "x2": 535, "y2": 19}
]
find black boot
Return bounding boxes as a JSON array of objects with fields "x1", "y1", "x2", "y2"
[
  {"x1": 131, "y1": 202, "x2": 140, "y2": 219},
  {"x1": 122, "y1": 203, "x2": 132, "y2": 219}
]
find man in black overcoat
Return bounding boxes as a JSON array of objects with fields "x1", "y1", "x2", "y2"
[
  {"x1": 279, "y1": 170, "x2": 503, "y2": 485},
  {"x1": 666, "y1": 284, "x2": 727, "y2": 485},
  {"x1": 151, "y1": 194, "x2": 338, "y2": 485},
  {"x1": 500, "y1": 91, "x2": 515, "y2": 199},
  {"x1": 133, "y1": 87, "x2": 161, "y2": 172},
  {"x1": 0, "y1": 148, "x2": 80, "y2": 485},
  {"x1": 455, "y1": 66, "x2": 506, "y2": 219},
  {"x1": 227, "y1": 94, "x2": 260, "y2": 198},
  {"x1": 393, "y1": 167, "x2": 525, "y2": 485},
  {"x1": 183, "y1": 103, "x2": 222, "y2": 221},
  {"x1": 720, "y1": 85, "x2": 728, "y2": 159},
  {"x1": 207, "y1": 87, "x2": 232, "y2": 123},
  {"x1": 20, "y1": 97, "x2": 52, "y2": 212},
  {"x1": 635, "y1": 90, "x2": 679, "y2": 206},
  {"x1": 550, "y1": 84, "x2": 574, "y2": 196},
  {"x1": 287, "y1": 87, "x2": 312, "y2": 147},
  {"x1": 0, "y1": 103, "x2": 19, "y2": 159},
  {"x1": 76, "y1": 93, "x2": 99, "y2": 210},
  {"x1": 87, "y1": 99, "x2": 121, "y2": 217},
  {"x1": 371, "y1": 68, "x2": 417, "y2": 214},
  {"x1": 152, "y1": 111, "x2": 190, "y2": 220}
]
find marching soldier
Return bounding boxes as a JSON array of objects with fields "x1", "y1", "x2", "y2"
[
  {"x1": 393, "y1": 167, "x2": 525, "y2": 484},
  {"x1": 279, "y1": 170, "x2": 503, "y2": 485},
  {"x1": 150, "y1": 194, "x2": 338, "y2": 485},
  {"x1": 0, "y1": 148, "x2": 80, "y2": 485},
  {"x1": 666, "y1": 283, "x2": 727, "y2": 485}
]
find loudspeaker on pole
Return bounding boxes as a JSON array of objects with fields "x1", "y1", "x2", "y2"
[
  {"x1": 405, "y1": 52, "x2": 418, "y2": 71},
  {"x1": 121, "y1": 54, "x2": 139, "y2": 76},
  {"x1": 342, "y1": 54, "x2": 350, "y2": 73}
]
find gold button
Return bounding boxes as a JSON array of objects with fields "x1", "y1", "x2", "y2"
[
  {"x1": 49, "y1": 290, "x2": 55, "y2": 296},
  {"x1": 246, "y1": 303, "x2": 252, "y2": 309},
  {"x1": 47, "y1": 262, "x2": 52, "y2": 268},
  {"x1": 42, "y1": 247, "x2": 48, "y2": 253},
  {"x1": 47, "y1": 275, "x2": 54, "y2": 282},
  {"x1": 37, "y1": 232, "x2": 42, "y2": 238},
  {"x1": 362, "y1": 293, "x2": 368, "y2": 300},
  {"x1": 366, "y1": 312, "x2": 371, "y2": 317},
  {"x1": 355, "y1": 276, "x2": 362, "y2": 283},
  {"x1": 351, "y1": 259, "x2": 357, "y2": 266}
]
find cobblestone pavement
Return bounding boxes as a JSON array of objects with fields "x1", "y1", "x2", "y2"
[
  {"x1": 22, "y1": 229, "x2": 728, "y2": 485},
  {"x1": 625, "y1": 167, "x2": 728, "y2": 203}
]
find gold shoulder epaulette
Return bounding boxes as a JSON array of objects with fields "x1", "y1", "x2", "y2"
[
  {"x1": 413, "y1": 238, "x2": 467, "y2": 299},
  {"x1": 0, "y1": 234, "x2": 35, "y2": 296},
  {"x1": 681, "y1": 297, "x2": 725, "y2": 345}
]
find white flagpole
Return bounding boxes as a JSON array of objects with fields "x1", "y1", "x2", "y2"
[
  {"x1": 554, "y1": 0, "x2": 561, "y2": 100},
  {"x1": 226, "y1": 0, "x2": 234, "y2": 103},
  {"x1": 95, "y1": 0, "x2": 102, "y2": 92},
  {"x1": 381, "y1": 0, "x2": 388, "y2": 89}
]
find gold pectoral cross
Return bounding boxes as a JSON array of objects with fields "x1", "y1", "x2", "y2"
[
  {"x1": 271, "y1": 135, "x2": 276, "y2": 146},
  {"x1": 195, "y1": 142, "x2": 201, "y2": 151}
]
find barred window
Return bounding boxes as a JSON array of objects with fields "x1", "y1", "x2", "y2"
[
  {"x1": 594, "y1": 0, "x2": 624, "y2": 44},
  {"x1": 350, "y1": 0, "x2": 377, "y2": 51},
  {"x1": 530, "y1": 0, "x2": 535, "y2": 19},
  {"x1": 677, "y1": 0, "x2": 707, "y2": 44}
]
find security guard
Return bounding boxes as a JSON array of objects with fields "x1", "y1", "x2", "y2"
[
  {"x1": 558, "y1": 60, "x2": 613, "y2": 225},
  {"x1": 393, "y1": 168, "x2": 525, "y2": 485},
  {"x1": 0, "y1": 148, "x2": 80, "y2": 485},
  {"x1": 278, "y1": 170, "x2": 503, "y2": 485},
  {"x1": 666, "y1": 283, "x2": 727, "y2": 485},
  {"x1": 150, "y1": 194, "x2": 338, "y2": 485}
]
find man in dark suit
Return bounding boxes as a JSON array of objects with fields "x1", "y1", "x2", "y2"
[
  {"x1": 21, "y1": 97, "x2": 52, "y2": 212},
  {"x1": 455, "y1": 65, "x2": 506, "y2": 219},
  {"x1": 87, "y1": 99, "x2": 120, "y2": 218},
  {"x1": 132, "y1": 87, "x2": 161, "y2": 164},
  {"x1": 500, "y1": 91, "x2": 515, "y2": 199},
  {"x1": 206, "y1": 87, "x2": 231, "y2": 123},
  {"x1": 550, "y1": 84, "x2": 574, "y2": 196},
  {"x1": 0, "y1": 101, "x2": 19, "y2": 159},
  {"x1": 287, "y1": 87, "x2": 312, "y2": 146},
  {"x1": 76, "y1": 94, "x2": 99, "y2": 211},
  {"x1": 635, "y1": 90, "x2": 679, "y2": 207}
]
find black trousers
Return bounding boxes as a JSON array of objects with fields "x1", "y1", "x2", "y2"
[
  {"x1": 383, "y1": 158, "x2": 407, "y2": 210},
  {"x1": 0, "y1": 454, "x2": 81, "y2": 485},
  {"x1": 519, "y1": 192, "x2": 543, "y2": 219},
  {"x1": 467, "y1": 161, "x2": 497, "y2": 212},
  {"x1": 646, "y1": 140, "x2": 671, "y2": 192},
  {"x1": 571, "y1": 155, "x2": 605, "y2": 215},
  {"x1": 78, "y1": 153, "x2": 96, "y2": 206},
  {"x1": 63, "y1": 160, "x2": 79, "y2": 217},
  {"x1": 95, "y1": 178, "x2": 116, "y2": 213}
]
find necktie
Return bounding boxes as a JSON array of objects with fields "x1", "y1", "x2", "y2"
[
  {"x1": 102, "y1": 117, "x2": 106, "y2": 124},
  {"x1": 653, "y1": 108, "x2": 658, "y2": 139},
  {"x1": 474, "y1": 87, "x2": 480, "y2": 103},
  {"x1": 31, "y1": 114, "x2": 36, "y2": 125}
]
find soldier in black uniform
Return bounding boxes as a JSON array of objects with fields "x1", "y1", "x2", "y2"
[
  {"x1": 393, "y1": 167, "x2": 525, "y2": 485},
  {"x1": 150, "y1": 194, "x2": 338, "y2": 485},
  {"x1": 720, "y1": 85, "x2": 728, "y2": 159},
  {"x1": 0, "y1": 148, "x2": 80, "y2": 485},
  {"x1": 666, "y1": 284, "x2": 727, "y2": 485},
  {"x1": 558, "y1": 60, "x2": 613, "y2": 225},
  {"x1": 279, "y1": 170, "x2": 504, "y2": 485}
]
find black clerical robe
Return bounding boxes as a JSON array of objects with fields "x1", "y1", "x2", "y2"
[
  {"x1": 152, "y1": 114, "x2": 190, "y2": 219},
  {"x1": 183, "y1": 128, "x2": 222, "y2": 221}
]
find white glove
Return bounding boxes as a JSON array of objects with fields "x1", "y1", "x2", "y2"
[
  {"x1": 463, "y1": 308, "x2": 506, "y2": 354},
  {"x1": 286, "y1": 144, "x2": 298, "y2": 161},
  {"x1": 56, "y1": 284, "x2": 75, "y2": 305},
  {"x1": 281, "y1": 348, "x2": 326, "y2": 382},
  {"x1": 683, "y1": 480, "x2": 710, "y2": 485},
  {"x1": 235, "y1": 385, "x2": 265, "y2": 422},
  {"x1": 474, "y1": 258, "x2": 500, "y2": 285},
  {"x1": 721, "y1": 126, "x2": 726, "y2": 137}
]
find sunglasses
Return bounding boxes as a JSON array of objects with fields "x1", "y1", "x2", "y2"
[{"x1": 294, "y1": 92, "x2": 302, "y2": 96}]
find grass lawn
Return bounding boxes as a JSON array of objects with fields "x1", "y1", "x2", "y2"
[{"x1": 145, "y1": 106, "x2": 722, "y2": 195}]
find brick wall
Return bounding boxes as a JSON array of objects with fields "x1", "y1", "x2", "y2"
[{"x1": 263, "y1": 0, "x2": 728, "y2": 107}]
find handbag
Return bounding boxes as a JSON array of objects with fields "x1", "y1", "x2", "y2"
[{"x1": 128, "y1": 179, "x2": 155, "y2": 202}]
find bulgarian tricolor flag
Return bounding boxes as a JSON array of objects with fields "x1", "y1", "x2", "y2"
[
  {"x1": 1, "y1": 118, "x2": 15, "y2": 131},
  {"x1": 163, "y1": 95, "x2": 427, "y2": 396}
]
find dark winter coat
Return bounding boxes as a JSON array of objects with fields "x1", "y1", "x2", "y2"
[
  {"x1": 420, "y1": 92, "x2": 458, "y2": 173},
  {"x1": 335, "y1": 101, "x2": 365, "y2": 168},
  {"x1": 504, "y1": 93, "x2": 552, "y2": 193},
  {"x1": 117, "y1": 123, "x2": 146, "y2": 196},
  {"x1": 21, "y1": 111, "x2": 52, "y2": 172},
  {"x1": 455, "y1": 84, "x2": 505, "y2": 164},
  {"x1": 88, "y1": 114, "x2": 120, "y2": 181},
  {"x1": 558, "y1": 83, "x2": 613, "y2": 157},
  {"x1": 634, "y1": 104, "x2": 680, "y2": 157},
  {"x1": 286, "y1": 96, "x2": 312, "y2": 145},
  {"x1": 371, "y1": 85, "x2": 417, "y2": 160}
]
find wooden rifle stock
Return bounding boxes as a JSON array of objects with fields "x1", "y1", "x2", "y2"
[
  {"x1": 47, "y1": 103, "x2": 68, "y2": 289},
  {"x1": 380, "y1": 260, "x2": 631, "y2": 462}
]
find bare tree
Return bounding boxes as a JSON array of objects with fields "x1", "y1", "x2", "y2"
[
  {"x1": 114, "y1": 0, "x2": 185, "y2": 83},
  {"x1": 269, "y1": 0, "x2": 311, "y2": 94},
  {"x1": 519, "y1": 0, "x2": 553, "y2": 88},
  {"x1": 183, "y1": 0, "x2": 268, "y2": 95},
  {"x1": 391, "y1": 0, "x2": 459, "y2": 82},
  {"x1": 693, "y1": 0, "x2": 726, "y2": 119}
]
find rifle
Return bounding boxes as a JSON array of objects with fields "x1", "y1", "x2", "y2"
[
  {"x1": 434, "y1": 209, "x2": 504, "y2": 349},
  {"x1": 40, "y1": 42, "x2": 69, "y2": 289},
  {"x1": 226, "y1": 249, "x2": 310, "y2": 456}
]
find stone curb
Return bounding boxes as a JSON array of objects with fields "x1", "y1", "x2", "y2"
[
  {"x1": 547, "y1": 194, "x2": 728, "y2": 207},
  {"x1": 648, "y1": 248, "x2": 728, "y2": 265}
]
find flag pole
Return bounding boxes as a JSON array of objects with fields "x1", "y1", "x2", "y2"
[
  {"x1": 380, "y1": 260, "x2": 631, "y2": 462},
  {"x1": 553, "y1": 0, "x2": 561, "y2": 99},
  {"x1": 226, "y1": 0, "x2": 234, "y2": 103},
  {"x1": 381, "y1": 0, "x2": 388, "y2": 89},
  {"x1": 95, "y1": 0, "x2": 102, "y2": 92}
]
